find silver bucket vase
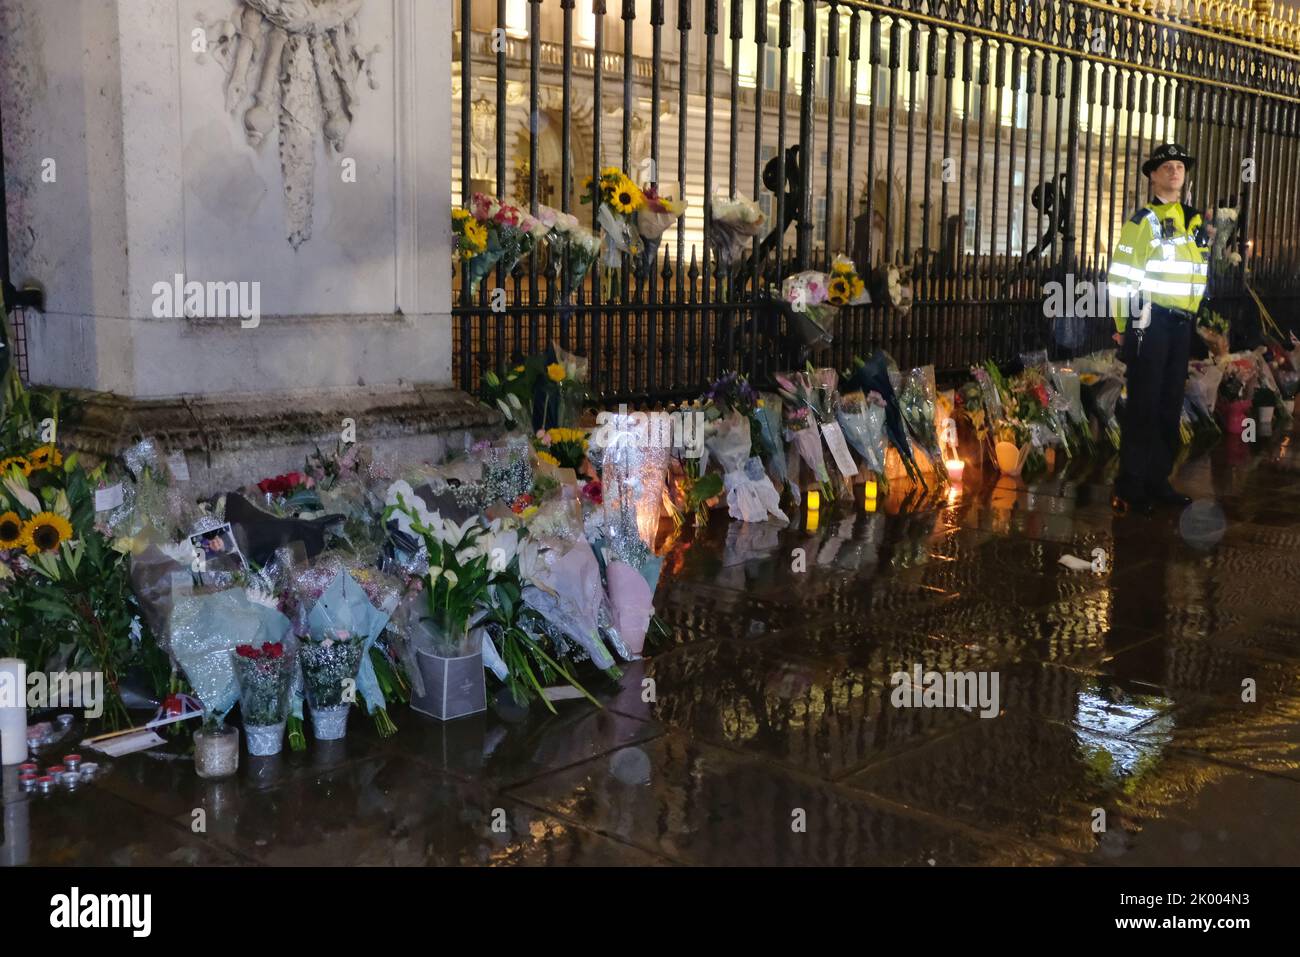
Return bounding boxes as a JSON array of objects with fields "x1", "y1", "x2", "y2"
[
  {"x1": 244, "y1": 721, "x2": 285, "y2": 757},
  {"x1": 309, "y1": 704, "x2": 350, "y2": 741}
]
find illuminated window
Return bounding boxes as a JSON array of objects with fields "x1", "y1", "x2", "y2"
[
  {"x1": 576, "y1": 6, "x2": 597, "y2": 46},
  {"x1": 505, "y1": 0, "x2": 528, "y2": 39}
]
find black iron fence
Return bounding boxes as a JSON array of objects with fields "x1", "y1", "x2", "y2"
[{"x1": 450, "y1": 1, "x2": 1300, "y2": 404}]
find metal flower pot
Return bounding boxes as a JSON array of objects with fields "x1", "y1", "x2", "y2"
[{"x1": 410, "y1": 649, "x2": 486, "y2": 722}]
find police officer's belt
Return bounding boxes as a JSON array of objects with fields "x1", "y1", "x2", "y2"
[{"x1": 1152, "y1": 305, "x2": 1196, "y2": 322}]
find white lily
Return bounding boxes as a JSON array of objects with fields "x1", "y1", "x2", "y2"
[
  {"x1": 384, "y1": 479, "x2": 437, "y2": 538},
  {"x1": 3, "y1": 477, "x2": 40, "y2": 514},
  {"x1": 439, "y1": 515, "x2": 480, "y2": 549},
  {"x1": 442, "y1": 569, "x2": 458, "y2": 587},
  {"x1": 428, "y1": 566, "x2": 443, "y2": 584}
]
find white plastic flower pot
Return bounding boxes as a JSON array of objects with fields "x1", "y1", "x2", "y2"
[
  {"x1": 244, "y1": 722, "x2": 285, "y2": 757},
  {"x1": 410, "y1": 649, "x2": 487, "y2": 722},
  {"x1": 309, "y1": 704, "x2": 350, "y2": 741}
]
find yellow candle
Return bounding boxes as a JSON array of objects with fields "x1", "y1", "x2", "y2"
[
  {"x1": 945, "y1": 459, "x2": 965, "y2": 484},
  {"x1": 805, "y1": 489, "x2": 820, "y2": 512},
  {"x1": 805, "y1": 509, "x2": 820, "y2": 532},
  {"x1": 864, "y1": 479, "x2": 878, "y2": 500},
  {"x1": 864, "y1": 496, "x2": 877, "y2": 513}
]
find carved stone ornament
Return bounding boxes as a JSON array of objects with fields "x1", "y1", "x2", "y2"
[{"x1": 199, "y1": 0, "x2": 382, "y2": 248}]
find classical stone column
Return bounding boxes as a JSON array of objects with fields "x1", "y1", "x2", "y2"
[{"x1": 0, "y1": 0, "x2": 495, "y2": 492}]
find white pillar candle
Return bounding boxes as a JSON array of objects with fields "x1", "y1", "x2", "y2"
[{"x1": 0, "y1": 658, "x2": 28, "y2": 766}]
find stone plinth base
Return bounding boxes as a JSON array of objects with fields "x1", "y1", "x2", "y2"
[{"x1": 61, "y1": 385, "x2": 501, "y2": 497}]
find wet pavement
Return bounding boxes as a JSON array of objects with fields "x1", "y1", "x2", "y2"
[{"x1": 5, "y1": 428, "x2": 1300, "y2": 866}]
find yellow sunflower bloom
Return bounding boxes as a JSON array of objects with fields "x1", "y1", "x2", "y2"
[
  {"x1": 609, "y1": 178, "x2": 644, "y2": 214},
  {"x1": 601, "y1": 166, "x2": 622, "y2": 178},
  {"x1": 451, "y1": 207, "x2": 471, "y2": 222},
  {"x1": 0, "y1": 455, "x2": 31, "y2": 477},
  {"x1": 546, "y1": 362, "x2": 566, "y2": 383},
  {"x1": 20, "y1": 511, "x2": 74, "y2": 556},
  {"x1": 0, "y1": 511, "x2": 23, "y2": 548},
  {"x1": 828, "y1": 276, "x2": 851, "y2": 302},
  {"x1": 851, "y1": 277, "x2": 866, "y2": 298},
  {"x1": 26, "y1": 445, "x2": 62, "y2": 470},
  {"x1": 536, "y1": 450, "x2": 560, "y2": 468}
]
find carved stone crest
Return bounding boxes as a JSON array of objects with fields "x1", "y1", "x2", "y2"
[{"x1": 199, "y1": 0, "x2": 381, "y2": 248}]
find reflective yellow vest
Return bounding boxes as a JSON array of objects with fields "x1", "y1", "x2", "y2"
[{"x1": 1105, "y1": 200, "x2": 1210, "y2": 332}]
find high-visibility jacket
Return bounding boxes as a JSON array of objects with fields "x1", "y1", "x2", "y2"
[{"x1": 1106, "y1": 200, "x2": 1210, "y2": 332}]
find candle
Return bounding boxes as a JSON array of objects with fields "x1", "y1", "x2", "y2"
[
  {"x1": 805, "y1": 509, "x2": 820, "y2": 532},
  {"x1": 864, "y1": 479, "x2": 878, "y2": 500},
  {"x1": 805, "y1": 489, "x2": 820, "y2": 512},
  {"x1": 864, "y1": 496, "x2": 877, "y2": 513},
  {"x1": 945, "y1": 459, "x2": 965, "y2": 484},
  {"x1": 0, "y1": 658, "x2": 27, "y2": 766}
]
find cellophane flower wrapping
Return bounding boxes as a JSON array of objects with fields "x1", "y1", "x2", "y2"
[
  {"x1": 232, "y1": 642, "x2": 295, "y2": 726},
  {"x1": 604, "y1": 560, "x2": 654, "y2": 656},
  {"x1": 754, "y1": 394, "x2": 790, "y2": 493},
  {"x1": 781, "y1": 271, "x2": 839, "y2": 347},
  {"x1": 596, "y1": 202, "x2": 642, "y2": 269},
  {"x1": 706, "y1": 411, "x2": 787, "y2": 524},
  {"x1": 837, "y1": 391, "x2": 888, "y2": 476},
  {"x1": 898, "y1": 366, "x2": 948, "y2": 483},
  {"x1": 599, "y1": 411, "x2": 671, "y2": 548},
  {"x1": 302, "y1": 566, "x2": 399, "y2": 717},
  {"x1": 785, "y1": 410, "x2": 831, "y2": 498},
  {"x1": 1187, "y1": 360, "x2": 1224, "y2": 420},
  {"x1": 519, "y1": 536, "x2": 618, "y2": 671},
  {"x1": 302, "y1": 570, "x2": 389, "y2": 709},
  {"x1": 538, "y1": 205, "x2": 602, "y2": 300},
  {"x1": 168, "y1": 585, "x2": 293, "y2": 722},
  {"x1": 708, "y1": 192, "x2": 767, "y2": 268}
]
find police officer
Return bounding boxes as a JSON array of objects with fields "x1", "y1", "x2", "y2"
[{"x1": 1106, "y1": 143, "x2": 1214, "y2": 515}]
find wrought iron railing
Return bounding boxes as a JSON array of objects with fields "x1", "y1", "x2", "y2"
[{"x1": 454, "y1": 0, "x2": 1300, "y2": 404}]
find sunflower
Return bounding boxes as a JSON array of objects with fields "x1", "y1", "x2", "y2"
[
  {"x1": 546, "y1": 362, "x2": 566, "y2": 383},
  {"x1": 851, "y1": 277, "x2": 866, "y2": 299},
  {"x1": 26, "y1": 445, "x2": 62, "y2": 471},
  {"x1": 536, "y1": 450, "x2": 560, "y2": 468},
  {"x1": 20, "y1": 511, "x2": 74, "y2": 556},
  {"x1": 609, "y1": 177, "x2": 644, "y2": 214},
  {"x1": 460, "y1": 221, "x2": 488, "y2": 258},
  {"x1": 827, "y1": 275, "x2": 851, "y2": 305},
  {"x1": 0, "y1": 455, "x2": 31, "y2": 477},
  {"x1": 0, "y1": 511, "x2": 22, "y2": 548},
  {"x1": 451, "y1": 207, "x2": 471, "y2": 222}
]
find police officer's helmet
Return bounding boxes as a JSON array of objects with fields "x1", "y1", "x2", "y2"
[{"x1": 1142, "y1": 143, "x2": 1196, "y2": 177}]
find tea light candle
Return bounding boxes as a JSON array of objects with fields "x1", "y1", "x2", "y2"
[
  {"x1": 864, "y1": 479, "x2": 878, "y2": 500},
  {"x1": 0, "y1": 658, "x2": 27, "y2": 766},
  {"x1": 864, "y1": 496, "x2": 877, "y2": 513},
  {"x1": 805, "y1": 489, "x2": 820, "y2": 512},
  {"x1": 945, "y1": 459, "x2": 965, "y2": 484}
]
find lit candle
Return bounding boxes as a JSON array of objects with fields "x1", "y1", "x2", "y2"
[
  {"x1": 805, "y1": 509, "x2": 820, "y2": 532},
  {"x1": 805, "y1": 489, "x2": 820, "y2": 512},
  {"x1": 945, "y1": 458, "x2": 965, "y2": 484},
  {"x1": 864, "y1": 496, "x2": 877, "y2": 513},
  {"x1": 864, "y1": 479, "x2": 878, "y2": 500},
  {"x1": 0, "y1": 658, "x2": 27, "y2": 766}
]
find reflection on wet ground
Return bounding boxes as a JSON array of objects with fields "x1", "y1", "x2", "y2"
[{"x1": 5, "y1": 431, "x2": 1300, "y2": 865}]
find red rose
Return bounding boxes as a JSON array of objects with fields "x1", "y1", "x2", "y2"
[
  {"x1": 1034, "y1": 384, "x2": 1050, "y2": 407},
  {"x1": 163, "y1": 694, "x2": 185, "y2": 716},
  {"x1": 269, "y1": 643, "x2": 284, "y2": 659},
  {"x1": 257, "y1": 478, "x2": 275, "y2": 494}
]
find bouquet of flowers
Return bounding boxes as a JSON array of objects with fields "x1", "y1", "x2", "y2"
[
  {"x1": 534, "y1": 427, "x2": 588, "y2": 473},
  {"x1": 898, "y1": 366, "x2": 948, "y2": 484},
  {"x1": 637, "y1": 184, "x2": 686, "y2": 276},
  {"x1": 232, "y1": 640, "x2": 295, "y2": 755},
  {"x1": 1183, "y1": 360, "x2": 1223, "y2": 444},
  {"x1": 844, "y1": 352, "x2": 924, "y2": 489},
  {"x1": 534, "y1": 345, "x2": 591, "y2": 430},
  {"x1": 663, "y1": 409, "x2": 723, "y2": 529},
  {"x1": 455, "y1": 193, "x2": 544, "y2": 296},
  {"x1": 781, "y1": 271, "x2": 838, "y2": 347},
  {"x1": 537, "y1": 204, "x2": 602, "y2": 301},
  {"x1": 480, "y1": 362, "x2": 535, "y2": 430},
  {"x1": 709, "y1": 192, "x2": 767, "y2": 269},
  {"x1": 706, "y1": 410, "x2": 787, "y2": 524},
  {"x1": 825, "y1": 255, "x2": 869, "y2": 307},
  {"x1": 1197, "y1": 309, "x2": 1231, "y2": 357},
  {"x1": 1207, "y1": 205, "x2": 1240, "y2": 270},
  {"x1": 781, "y1": 405, "x2": 833, "y2": 504},
  {"x1": 1218, "y1": 358, "x2": 1255, "y2": 403},
  {"x1": 837, "y1": 389, "x2": 889, "y2": 488},
  {"x1": 753, "y1": 393, "x2": 791, "y2": 498},
  {"x1": 1048, "y1": 364, "x2": 1095, "y2": 458},
  {"x1": 299, "y1": 628, "x2": 365, "y2": 739},
  {"x1": 583, "y1": 166, "x2": 644, "y2": 291},
  {"x1": 255, "y1": 470, "x2": 321, "y2": 516}
]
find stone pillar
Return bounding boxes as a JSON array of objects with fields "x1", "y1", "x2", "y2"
[{"x1": 1, "y1": 0, "x2": 495, "y2": 492}]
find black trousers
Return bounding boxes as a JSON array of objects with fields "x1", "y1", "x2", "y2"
[{"x1": 1117, "y1": 306, "x2": 1193, "y2": 501}]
